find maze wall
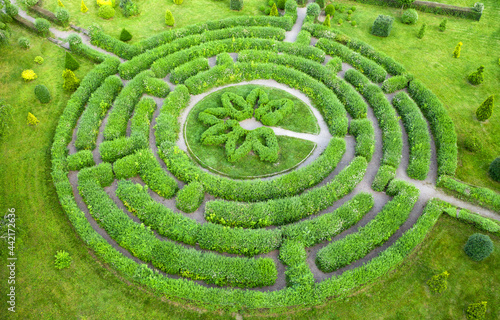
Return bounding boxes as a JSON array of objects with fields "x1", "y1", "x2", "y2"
[{"x1": 52, "y1": 14, "x2": 462, "y2": 310}]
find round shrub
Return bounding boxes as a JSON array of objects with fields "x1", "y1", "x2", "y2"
[
  {"x1": 268, "y1": 0, "x2": 274, "y2": 6},
  {"x1": 402, "y1": 9, "x2": 418, "y2": 24},
  {"x1": 230, "y1": 0, "x2": 244, "y2": 11},
  {"x1": 337, "y1": 18, "x2": 343, "y2": 25},
  {"x1": 18, "y1": 37, "x2": 30, "y2": 49},
  {"x1": 315, "y1": 0, "x2": 325, "y2": 9},
  {"x1": 306, "y1": 3, "x2": 320, "y2": 18},
  {"x1": 489, "y1": 157, "x2": 500, "y2": 182},
  {"x1": 173, "y1": 0, "x2": 183, "y2": 4},
  {"x1": 285, "y1": 0, "x2": 297, "y2": 13},
  {"x1": 55, "y1": 8, "x2": 70, "y2": 27},
  {"x1": 277, "y1": 0, "x2": 286, "y2": 9},
  {"x1": 54, "y1": 250, "x2": 72, "y2": 269},
  {"x1": 346, "y1": 14, "x2": 351, "y2": 21},
  {"x1": 347, "y1": 9, "x2": 353, "y2": 14},
  {"x1": 259, "y1": 5, "x2": 266, "y2": 12},
  {"x1": 67, "y1": 33, "x2": 82, "y2": 46},
  {"x1": 98, "y1": 5, "x2": 115, "y2": 19},
  {"x1": 265, "y1": 7, "x2": 271, "y2": 15},
  {"x1": 35, "y1": 18, "x2": 51, "y2": 36},
  {"x1": 34, "y1": 84, "x2": 51, "y2": 103},
  {"x1": 22, "y1": 69, "x2": 37, "y2": 81},
  {"x1": 351, "y1": 20, "x2": 357, "y2": 27},
  {"x1": 464, "y1": 233, "x2": 494, "y2": 261},
  {"x1": 351, "y1": 6, "x2": 356, "y2": 11},
  {"x1": 466, "y1": 301, "x2": 487, "y2": 320},
  {"x1": 34, "y1": 56, "x2": 44, "y2": 64},
  {"x1": 6, "y1": 4, "x2": 19, "y2": 17},
  {"x1": 0, "y1": 22, "x2": 7, "y2": 31},
  {"x1": 325, "y1": 4, "x2": 335, "y2": 16},
  {"x1": 464, "y1": 135, "x2": 482, "y2": 152},
  {"x1": 62, "y1": 69, "x2": 80, "y2": 91},
  {"x1": 176, "y1": 182, "x2": 205, "y2": 213}
]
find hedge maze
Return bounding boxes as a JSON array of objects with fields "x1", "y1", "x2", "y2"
[{"x1": 50, "y1": 10, "x2": 497, "y2": 311}]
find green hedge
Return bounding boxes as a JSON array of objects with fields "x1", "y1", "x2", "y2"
[
  {"x1": 67, "y1": 150, "x2": 95, "y2": 171},
  {"x1": 79, "y1": 178, "x2": 277, "y2": 288},
  {"x1": 143, "y1": 77, "x2": 170, "y2": 97},
  {"x1": 77, "y1": 162, "x2": 114, "y2": 187},
  {"x1": 67, "y1": 33, "x2": 108, "y2": 63},
  {"x1": 281, "y1": 192, "x2": 374, "y2": 246},
  {"x1": 216, "y1": 52, "x2": 234, "y2": 66},
  {"x1": 316, "y1": 38, "x2": 388, "y2": 83},
  {"x1": 408, "y1": 79, "x2": 457, "y2": 176},
  {"x1": 295, "y1": 30, "x2": 311, "y2": 46},
  {"x1": 444, "y1": 208, "x2": 500, "y2": 235},
  {"x1": 154, "y1": 85, "x2": 191, "y2": 146},
  {"x1": 75, "y1": 75, "x2": 123, "y2": 151},
  {"x1": 316, "y1": 180, "x2": 419, "y2": 272},
  {"x1": 437, "y1": 175, "x2": 500, "y2": 212},
  {"x1": 372, "y1": 164, "x2": 396, "y2": 192},
  {"x1": 349, "y1": 118, "x2": 375, "y2": 161},
  {"x1": 204, "y1": 156, "x2": 367, "y2": 228},
  {"x1": 326, "y1": 56, "x2": 343, "y2": 73},
  {"x1": 176, "y1": 182, "x2": 204, "y2": 213},
  {"x1": 392, "y1": 92, "x2": 431, "y2": 180},
  {"x1": 170, "y1": 57, "x2": 209, "y2": 84},
  {"x1": 381, "y1": 75, "x2": 409, "y2": 93}
]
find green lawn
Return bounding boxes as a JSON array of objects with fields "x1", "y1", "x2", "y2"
[
  {"x1": 326, "y1": 0, "x2": 500, "y2": 192},
  {"x1": 184, "y1": 85, "x2": 318, "y2": 178}
]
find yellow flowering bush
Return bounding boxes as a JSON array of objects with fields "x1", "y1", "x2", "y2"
[{"x1": 22, "y1": 69, "x2": 37, "y2": 82}]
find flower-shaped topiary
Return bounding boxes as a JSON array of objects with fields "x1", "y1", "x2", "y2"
[{"x1": 198, "y1": 88, "x2": 294, "y2": 163}]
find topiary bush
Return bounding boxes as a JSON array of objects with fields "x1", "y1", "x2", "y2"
[
  {"x1": 62, "y1": 69, "x2": 80, "y2": 91},
  {"x1": 120, "y1": 28, "x2": 132, "y2": 42},
  {"x1": 426, "y1": 271, "x2": 449, "y2": 293},
  {"x1": 277, "y1": 0, "x2": 286, "y2": 10},
  {"x1": 98, "y1": 5, "x2": 115, "y2": 19},
  {"x1": 165, "y1": 9, "x2": 174, "y2": 26},
  {"x1": 453, "y1": 42, "x2": 462, "y2": 58},
  {"x1": 176, "y1": 182, "x2": 205, "y2": 213},
  {"x1": 230, "y1": 0, "x2": 244, "y2": 11},
  {"x1": 306, "y1": 3, "x2": 320, "y2": 19},
  {"x1": 323, "y1": 14, "x2": 330, "y2": 27},
  {"x1": 34, "y1": 84, "x2": 51, "y2": 103},
  {"x1": 351, "y1": 20, "x2": 357, "y2": 27},
  {"x1": 27, "y1": 112, "x2": 39, "y2": 126},
  {"x1": 34, "y1": 56, "x2": 44, "y2": 64},
  {"x1": 22, "y1": 69, "x2": 37, "y2": 81},
  {"x1": 417, "y1": 23, "x2": 426, "y2": 39},
  {"x1": 439, "y1": 18, "x2": 447, "y2": 31},
  {"x1": 468, "y1": 65, "x2": 485, "y2": 85},
  {"x1": 489, "y1": 157, "x2": 500, "y2": 182},
  {"x1": 81, "y1": 0, "x2": 89, "y2": 13},
  {"x1": 325, "y1": 4, "x2": 335, "y2": 17},
  {"x1": 371, "y1": 15, "x2": 394, "y2": 37},
  {"x1": 65, "y1": 52, "x2": 80, "y2": 71},
  {"x1": 173, "y1": 0, "x2": 183, "y2": 4},
  {"x1": 464, "y1": 233, "x2": 494, "y2": 261},
  {"x1": 476, "y1": 95, "x2": 493, "y2": 121},
  {"x1": 35, "y1": 18, "x2": 50, "y2": 36},
  {"x1": 402, "y1": 9, "x2": 418, "y2": 24},
  {"x1": 54, "y1": 250, "x2": 72, "y2": 269},
  {"x1": 55, "y1": 8, "x2": 70, "y2": 27},
  {"x1": 5, "y1": 4, "x2": 19, "y2": 17},
  {"x1": 466, "y1": 301, "x2": 487, "y2": 320},
  {"x1": 18, "y1": 37, "x2": 30, "y2": 49}
]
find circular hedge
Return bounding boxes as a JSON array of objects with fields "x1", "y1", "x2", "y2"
[
  {"x1": 464, "y1": 233, "x2": 494, "y2": 261},
  {"x1": 402, "y1": 9, "x2": 418, "y2": 25}
]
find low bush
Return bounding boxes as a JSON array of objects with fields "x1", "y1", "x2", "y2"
[
  {"x1": 230, "y1": 0, "x2": 243, "y2": 10},
  {"x1": 98, "y1": 5, "x2": 115, "y2": 19},
  {"x1": 67, "y1": 150, "x2": 95, "y2": 171},
  {"x1": 453, "y1": 42, "x2": 462, "y2": 58},
  {"x1": 68, "y1": 33, "x2": 108, "y2": 63},
  {"x1": 454, "y1": 209, "x2": 500, "y2": 235},
  {"x1": 306, "y1": 3, "x2": 320, "y2": 19},
  {"x1": 62, "y1": 69, "x2": 80, "y2": 92},
  {"x1": 176, "y1": 182, "x2": 204, "y2": 213},
  {"x1": 372, "y1": 165, "x2": 396, "y2": 191},
  {"x1": 34, "y1": 56, "x2": 44, "y2": 64},
  {"x1": 468, "y1": 65, "x2": 485, "y2": 85},
  {"x1": 439, "y1": 18, "x2": 447, "y2": 31},
  {"x1": 325, "y1": 4, "x2": 335, "y2": 16},
  {"x1": 326, "y1": 56, "x2": 342, "y2": 73},
  {"x1": 464, "y1": 233, "x2": 494, "y2": 261},
  {"x1": 65, "y1": 52, "x2": 80, "y2": 71},
  {"x1": 349, "y1": 118, "x2": 375, "y2": 161},
  {"x1": 143, "y1": 77, "x2": 170, "y2": 97},
  {"x1": 120, "y1": 28, "x2": 132, "y2": 42},
  {"x1": 463, "y1": 135, "x2": 482, "y2": 152},
  {"x1": 120, "y1": 0, "x2": 139, "y2": 17},
  {"x1": 5, "y1": 5, "x2": 19, "y2": 17},
  {"x1": 426, "y1": 271, "x2": 449, "y2": 293},
  {"x1": 402, "y1": 9, "x2": 418, "y2": 24},
  {"x1": 371, "y1": 15, "x2": 393, "y2": 37},
  {"x1": 381, "y1": 74, "x2": 409, "y2": 93},
  {"x1": 417, "y1": 23, "x2": 426, "y2": 39},
  {"x1": 216, "y1": 52, "x2": 233, "y2": 65},
  {"x1": 466, "y1": 301, "x2": 487, "y2": 320},
  {"x1": 54, "y1": 250, "x2": 72, "y2": 269},
  {"x1": 22, "y1": 69, "x2": 37, "y2": 81},
  {"x1": 35, "y1": 18, "x2": 50, "y2": 36},
  {"x1": 170, "y1": 57, "x2": 210, "y2": 84},
  {"x1": 295, "y1": 30, "x2": 311, "y2": 46},
  {"x1": 476, "y1": 95, "x2": 493, "y2": 121},
  {"x1": 489, "y1": 157, "x2": 500, "y2": 182},
  {"x1": 78, "y1": 162, "x2": 114, "y2": 187},
  {"x1": 18, "y1": 37, "x2": 30, "y2": 49},
  {"x1": 154, "y1": 85, "x2": 191, "y2": 145},
  {"x1": 55, "y1": 8, "x2": 70, "y2": 27},
  {"x1": 34, "y1": 84, "x2": 51, "y2": 103}
]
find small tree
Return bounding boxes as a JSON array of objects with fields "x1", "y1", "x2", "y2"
[
  {"x1": 58, "y1": 0, "x2": 65, "y2": 7},
  {"x1": 120, "y1": 28, "x2": 132, "y2": 41},
  {"x1": 323, "y1": 14, "x2": 330, "y2": 27},
  {"x1": 417, "y1": 23, "x2": 426, "y2": 39},
  {"x1": 439, "y1": 18, "x2": 447, "y2": 31},
  {"x1": 65, "y1": 52, "x2": 80, "y2": 71},
  {"x1": 489, "y1": 157, "x2": 500, "y2": 182},
  {"x1": 34, "y1": 84, "x2": 51, "y2": 103},
  {"x1": 165, "y1": 9, "x2": 174, "y2": 26},
  {"x1": 466, "y1": 301, "x2": 487, "y2": 320},
  {"x1": 27, "y1": 112, "x2": 39, "y2": 126},
  {"x1": 269, "y1": 3, "x2": 279, "y2": 16},
  {"x1": 453, "y1": 42, "x2": 462, "y2": 58},
  {"x1": 468, "y1": 65, "x2": 485, "y2": 85},
  {"x1": 464, "y1": 233, "x2": 494, "y2": 261},
  {"x1": 62, "y1": 69, "x2": 80, "y2": 92},
  {"x1": 55, "y1": 8, "x2": 70, "y2": 27},
  {"x1": 476, "y1": 95, "x2": 493, "y2": 121},
  {"x1": 81, "y1": 0, "x2": 88, "y2": 13},
  {"x1": 315, "y1": 0, "x2": 325, "y2": 9}
]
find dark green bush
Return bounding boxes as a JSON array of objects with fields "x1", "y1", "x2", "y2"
[
  {"x1": 176, "y1": 182, "x2": 205, "y2": 213},
  {"x1": 466, "y1": 301, "x2": 487, "y2": 320},
  {"x1": 34, "y1": 84, "x2": 51, "y2": 103},
  {"x1": 35, "y1": 18, "x2": 50, "y2": 36},
  {"x1": 6, "y1": 4, "x2": 19, "y2": 17},
  {"x1": 468, "y1": 65, "x2": 485, "y2": 85},
  {"x1": 119, "y1": 28, "x2": 132, "y2": 41},
  {"x1": 371, "y1": 14, "x2": 393, "y2": 37},
  {"x1": 402, "y1": 9, "x2": 418, "y2": 24},
  {"x1": 230, "y1": 0, "x2": 243, "y2": 10},
  {"x1": 98, "y1": 5, "x2": 115, "y2": 19},
  {"x1": 277, "y1": 0, "x2": 286, "y2": 9},
  {"x1": 455, "y1": 209, "x2": 500, "y2": 235},
  {"x1": 476, "y1": 95, "x2": 493, "y2": 121},
  {"x1": 489, "y1": 157, "x2": 500, "y2": 182},
  {"x1": 417, "y1": 23, "x2": 426, "y2": 39},
  {"x1": 464, "y1": 233, "x2": 494, "y2": 261},
  {"x1": 315, "y1": 0, "x2": 325, "y2": 8},
  {"x1": 426, "y1": 271, "x2": 449, "y2": 293},
  {"x1": 439, "y1": 18, "x2": 447, "y2": 31},
  {"x1": 65, "y1": 52, "x2": 80, "y2": 71},
  {"x1": 18, "y1": 37, "x2": 30, "y2": 49}
]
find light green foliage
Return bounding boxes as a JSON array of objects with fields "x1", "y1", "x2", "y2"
[
  {"x1": 54, "y1": 250, "x2": 72, "y2": 269},
  {"x1": 176, "y1": 182, "x2": 204, "y2": 213},
  {"x1": 165, "y1": 9, "x2": 174, "y2": 26},
  {"x1": 426, "y1": 271, "x2": 449, "y2": 293}
]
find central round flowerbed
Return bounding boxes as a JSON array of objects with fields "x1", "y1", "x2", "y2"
[{"x1": 184, "y1": 85, "x2": 320, "y2": 178}]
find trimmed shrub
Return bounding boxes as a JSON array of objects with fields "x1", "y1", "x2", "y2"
[
  {"x1": 22, "y1": 69, "x2": 37, "y2": 81},
  {"x1": 315, "y1": 0, "x2": 325, "y2": 9},
  {"x1": 170, "y1": 57, "x2": 210, "y2": 84},
  {"x1": 371, "y1": 15, "x2": 393, "y2": 37},
  {"x1": 34, "y1": 56, "x2": 44, "y2": 64},
  {"x1": 325, "y1": 4, "x2": 335, "y2": 16},
  {"x1": 276, "y1": 0, "x2": 286, "y2": 9},
  {"x1": 6, "y1": 5, "x2": 19, "y2": 17},
  {"x1": 173, "y1": 0, "x2": 183, "y2": 3},
  {"x1": 417, "y1": 23, "x2": 426, "y2": 39},
  {"x1": 216, "y1": 52, "x2": 234, "y2": 65},
  {"x1": 165, "y1": 9, "x2": 174, "y2": 26},
  {"x1": 62, "y1": 69, "x2": 80, "y2": 92},
  {"x1": 466, "y1": 301, "x2": 487, "y2": 320},
  {"x1": 455, "y1": 209, "x2": 500, "y2": 235},
  {"x1": 453, "y1": 42, "x2": 462, "y2": 58},
  {"x1": 34, "y1": 85, "x2": 51, "y2": 103},
  {"x1": 306, "y1": 3, "x2": 320, "y2": 18},
  {"x1": 18, "y1": 37, "x2": 30, "y2": 49},
  {"x1": 120, "y1": 0, "x2": 140, "y2": 17},
  {"x1": 54, "y1": 250, "x2": 72, "y2": 269},
  {"x1": 323, "y1": 14, "x2": 330, "y2": 27},
  {"x1": 349, "y1": 118, "x2": 375, "y2": 161},
  {"x1": 326, "y1": 56, "x2": 342, "y2": 73},
  {"x1": 382, "y1": 74, "x2": 409, "y2": 93},
  {"x1": 65, "y1": 52, "x2": 80, "y2": 71},
  {"x1": 426, "y1": 271, "x2": 449, "y2": 293},
  {"x1": 67, "y1": 150, "x2": 95, "y2": 170},
  {"x1": 351, "y1": 20, "x2": 357, "y2": 26},
  {"x1": 489, "y1": 157, "x2": 500, "y2": 182},
  {"x1": 120, "y1": 28, "x2": 132, "y2": 42},
  {"x1": 55, "y1": 8, "x2": 70, "y2": 27},
  {"x1": 439, "y1": 18, "x2": 447, "y2": 31},
  {"x1": 35, "y1": 18, "x2": 50, "y2": 36},
  {"x1": 295, "y1": 30, "x2": 311, "y2": 46},
  {"x1": 269, "y1": 3, "x2": 279, "y2": 16},
  {"x1": 176, "y1": 182, "x2": 205, "y2": 213},
  {"x1": 81, "y1": 0, "x2": 88, "y2": 13},
  {"x1": 464, "y1": 233, "x2": 494, "y2": 261},
  {"x1": 468, "y1": 65, "x2": 485, "y2": 85},
  {"x1": 402, "y1": 9, "x2": 418, "y2": 24},
  {"x1": 230, "y1": 0, "x2": 244, "y2": 10},
  {"x1": 27, "y1": 112, "x2": 39, "y2": 126},
  {"x1": 337, "y1": 18, "x2": 343, "y2": 25},
  {"x1": 476, "y1": 95, "x2": 493, "y2": 121},
  {"x1": 98, "y1": 5, "x2": 115, "y2": 19}
]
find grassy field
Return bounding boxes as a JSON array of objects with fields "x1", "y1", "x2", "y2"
[
  {"x1": 324, "y1": 0, "x2": 500, "y2": 192},
  {"x1": 184, "y1": 85, "x2": 318, "y2": 178}
]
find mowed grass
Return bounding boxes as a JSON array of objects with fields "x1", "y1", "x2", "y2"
[
  {"x1": 41, "y1": 0, "x2": 265, "y2": 41},
  {"x1": 185, "y1": 85, "x2": 318, "y2": 178},
  {"x1": 323, "y1": 0, "x2": 500, "y2": 192}
]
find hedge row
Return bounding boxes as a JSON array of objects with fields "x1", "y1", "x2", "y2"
[
  {"x1": 349, "y1": 118, "x2": 375, "y2": 162},
  {"x1": 316, "y1": 38, "x2": 388, "y2": 83},
  {"x1": 408, "y1": 79, "x2": 457, "y2": 176},
  {"x1": 143, "y1": 77, "x2": 170, "y2": 97},
  {"x1": 184, "y1": 62, "x2": 345, "y2": 137},
  {"x1": 67, "y1": 150, "x2": 95, "y2": 171},
  {"x1": 103, "y1": 71, "x2": 163, "y2": 141},
  {"x1": 116, "y1": 180, "x2": 282, "y2": 256},
  {"x1": 67, "y1": 34, "x2": 108, "y2": 63},
  {"x1": 282, "y1": 192, "x2": 374, "y2": 247},
  {"x1": 237, "y1": 50, "x2": 367, "y2": 119},
  {"x1": 279, "y1": 240, "x2": 315, "y2": 289},
  {"x1": 89, "y1": 25, "x2": 141, "y2": 60},
  {"x1": 79, "y1": 178, "x2": 277, "y2": 288},
  {"x1": 372, "y1": 164, "x2": 397, "y2": 192},
  {"x1": 161, "y1": 137, "x2": 345, "y2": 202},
  {"x1": 295, "y1": 30, "x2": 312, "y2": 46},
  {"x1": 170, "y1": 57, "x2": 209, "y2": 84},
  {"x1": 78, "y1": 162, "x2": 115, "y2": 188},
  {"x1": 452, "y1": 209, "x2": 500, "y2": 235},
  {"x1": 176, "y1": 182, "x2": 204, "y2": 213},
  {"x1": 151, "y1": 38, "x2": 325, "y2": 78},
  {"x1": 317, "y1": 198, "x2": 447, "y2": 300},
  {"x1": 204, "y1": 156, "x2": 367, "y2": 228},
  {"x1": 154, "y1": 85, "x2": 191, "y2": 146},
  {"x1": 74, "y1": 75, "x2": 123, "y2": 151},
  {"x1": 437, "y1": 175, "x2": 500, "y2": 212},
  {"x1": 99, "y1": 97, "x2": 157, "y2": 163},
  {"x1": 381, "y1": 74, "x2": 410, "y2": 93},
  {"x1": 118, "y1": 26, "x2": 285, "y2": 79},
  {"x1": 302, "y1": 23, "x2": 406, "y2": 75},
  {"x1": 392, "y1": 92, "x2": 431, "y2": 180},
  {"x1": 316, "y1": 180, "x2": 419, "y2": 272}
]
